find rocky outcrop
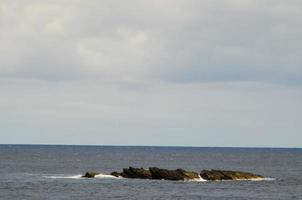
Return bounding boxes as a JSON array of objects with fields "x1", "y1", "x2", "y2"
[
  {"x1": 111, "y1": 167, "x2": 152, "y2": 179},
  {"x1": 149, "y1": 167, "x2": 199, "y2": 181},
  {"x1": 83, "y1": 167, "x2": 264, "y2": 181},
  {"x1": 110, "y1": 167, "x2": 199, "y2": 180},
  {"x1": 200, "y1": 169, "x2": 264, "y2": 181},
  {"x1": 82, "y1": 171, "x2": 99, "y2": 178}
]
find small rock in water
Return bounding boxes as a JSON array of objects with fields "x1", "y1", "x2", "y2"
[
  {"x1": 82, "y1": 171, "x2": 99, "y2": 178},
  {"x1": 200, "y1": 169, "x2": 264, "y2": 181}
]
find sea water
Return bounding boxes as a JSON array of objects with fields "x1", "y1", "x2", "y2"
[{"x1": 0, "y1": 145, "x2": 301, "y2": 199}]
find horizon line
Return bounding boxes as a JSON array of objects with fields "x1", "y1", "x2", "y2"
[{"x1": 0, "y1": 143, "x2": 301, "y2": 149}]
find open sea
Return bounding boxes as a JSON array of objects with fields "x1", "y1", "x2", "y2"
[{"x1": 0, "y1": 145, "x2": 301, "y2": 200}]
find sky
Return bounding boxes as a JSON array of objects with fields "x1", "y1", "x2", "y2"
[{"x1": 0, "y1": 0, "x2": 301, "y2": 147}]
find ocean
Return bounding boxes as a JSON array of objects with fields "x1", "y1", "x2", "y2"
[{"x1": 0, "y1": 145, "x2": 301, "y2": 199}]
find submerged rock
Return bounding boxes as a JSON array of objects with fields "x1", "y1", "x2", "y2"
[
  {"x1": 82, "y1": 171, "x2": 100, "y2": 178},
  {"x1": 200, "y1": 169, "x2": 264, "y2": 181},
  {"x1": 149, "y1": 167, "x2": 199, "y2": 181}
]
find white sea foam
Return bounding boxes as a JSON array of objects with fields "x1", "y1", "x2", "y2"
[
  {"x1": 188, "y1": 175, "x2": 207, "y2": 182},
  {"x1": 186, "y1": 176, "x2": 275, "y2": 182},
  {"x1": 44, "y1": 173, "x2": 121, "y2": 180},
  {"x1": 215, "y1": 177, "x2": 275, "y2": 182},
  {"x1": 234, "y1": 177, "x2": 275, "y2": 181},
  {"x1": 43, "y1": 174, "x2": 82, "y2": 179},
  {"x1": 234, "y1": 177, "x2": 264, "y2": 181},
  {"x1": 94, "y1": 173, "x2": 121, "y2": 179}
]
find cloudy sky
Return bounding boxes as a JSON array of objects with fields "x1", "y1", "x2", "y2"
[{"x1": 0, "y1": 0, "x2": 301, "y2": 147}]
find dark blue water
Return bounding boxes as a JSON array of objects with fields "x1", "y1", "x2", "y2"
[{"x1": 0, "y1": 145, "x2": 301, "y2": 199}]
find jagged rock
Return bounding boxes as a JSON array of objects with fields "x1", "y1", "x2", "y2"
[
  {"x1": 200, "y1": 169, "x2": 264, "y2": 181},
  {"x1": 149, "y1": 167, "x2": 199, "y2": 181},
  {"x1": 118, "y1": 167, "x2": 152, "y2": 179},
  {"x1": 82, "y1": 171, "x2": 99, "y2": 178}
]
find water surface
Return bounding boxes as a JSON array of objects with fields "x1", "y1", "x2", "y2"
[{"x1": 0, "y1": 145, "x2": 301, "y2": 199}]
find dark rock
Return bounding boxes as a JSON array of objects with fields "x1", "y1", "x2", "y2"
[
  {"x1": 110, "y1": 171, "x2": 122, "y2": 177},
  {"x1": 200, "y1": 169, "x2": 264, "y2": 181},
  {"x1": 82, "y1": 167, "x2": 264, "y2": 181},
  {"x1": 177, "y1": 169, "x2": 200, "y2": 180},
  {"x1": 82, "y1": 171, "x2": 99, "y2": 178},
  {"x1": 149, "y1": 167, "x2": 199, "y2": 181},
  {"x1": 119, "y1": 167, "x2": 152, "y2": 179}
]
